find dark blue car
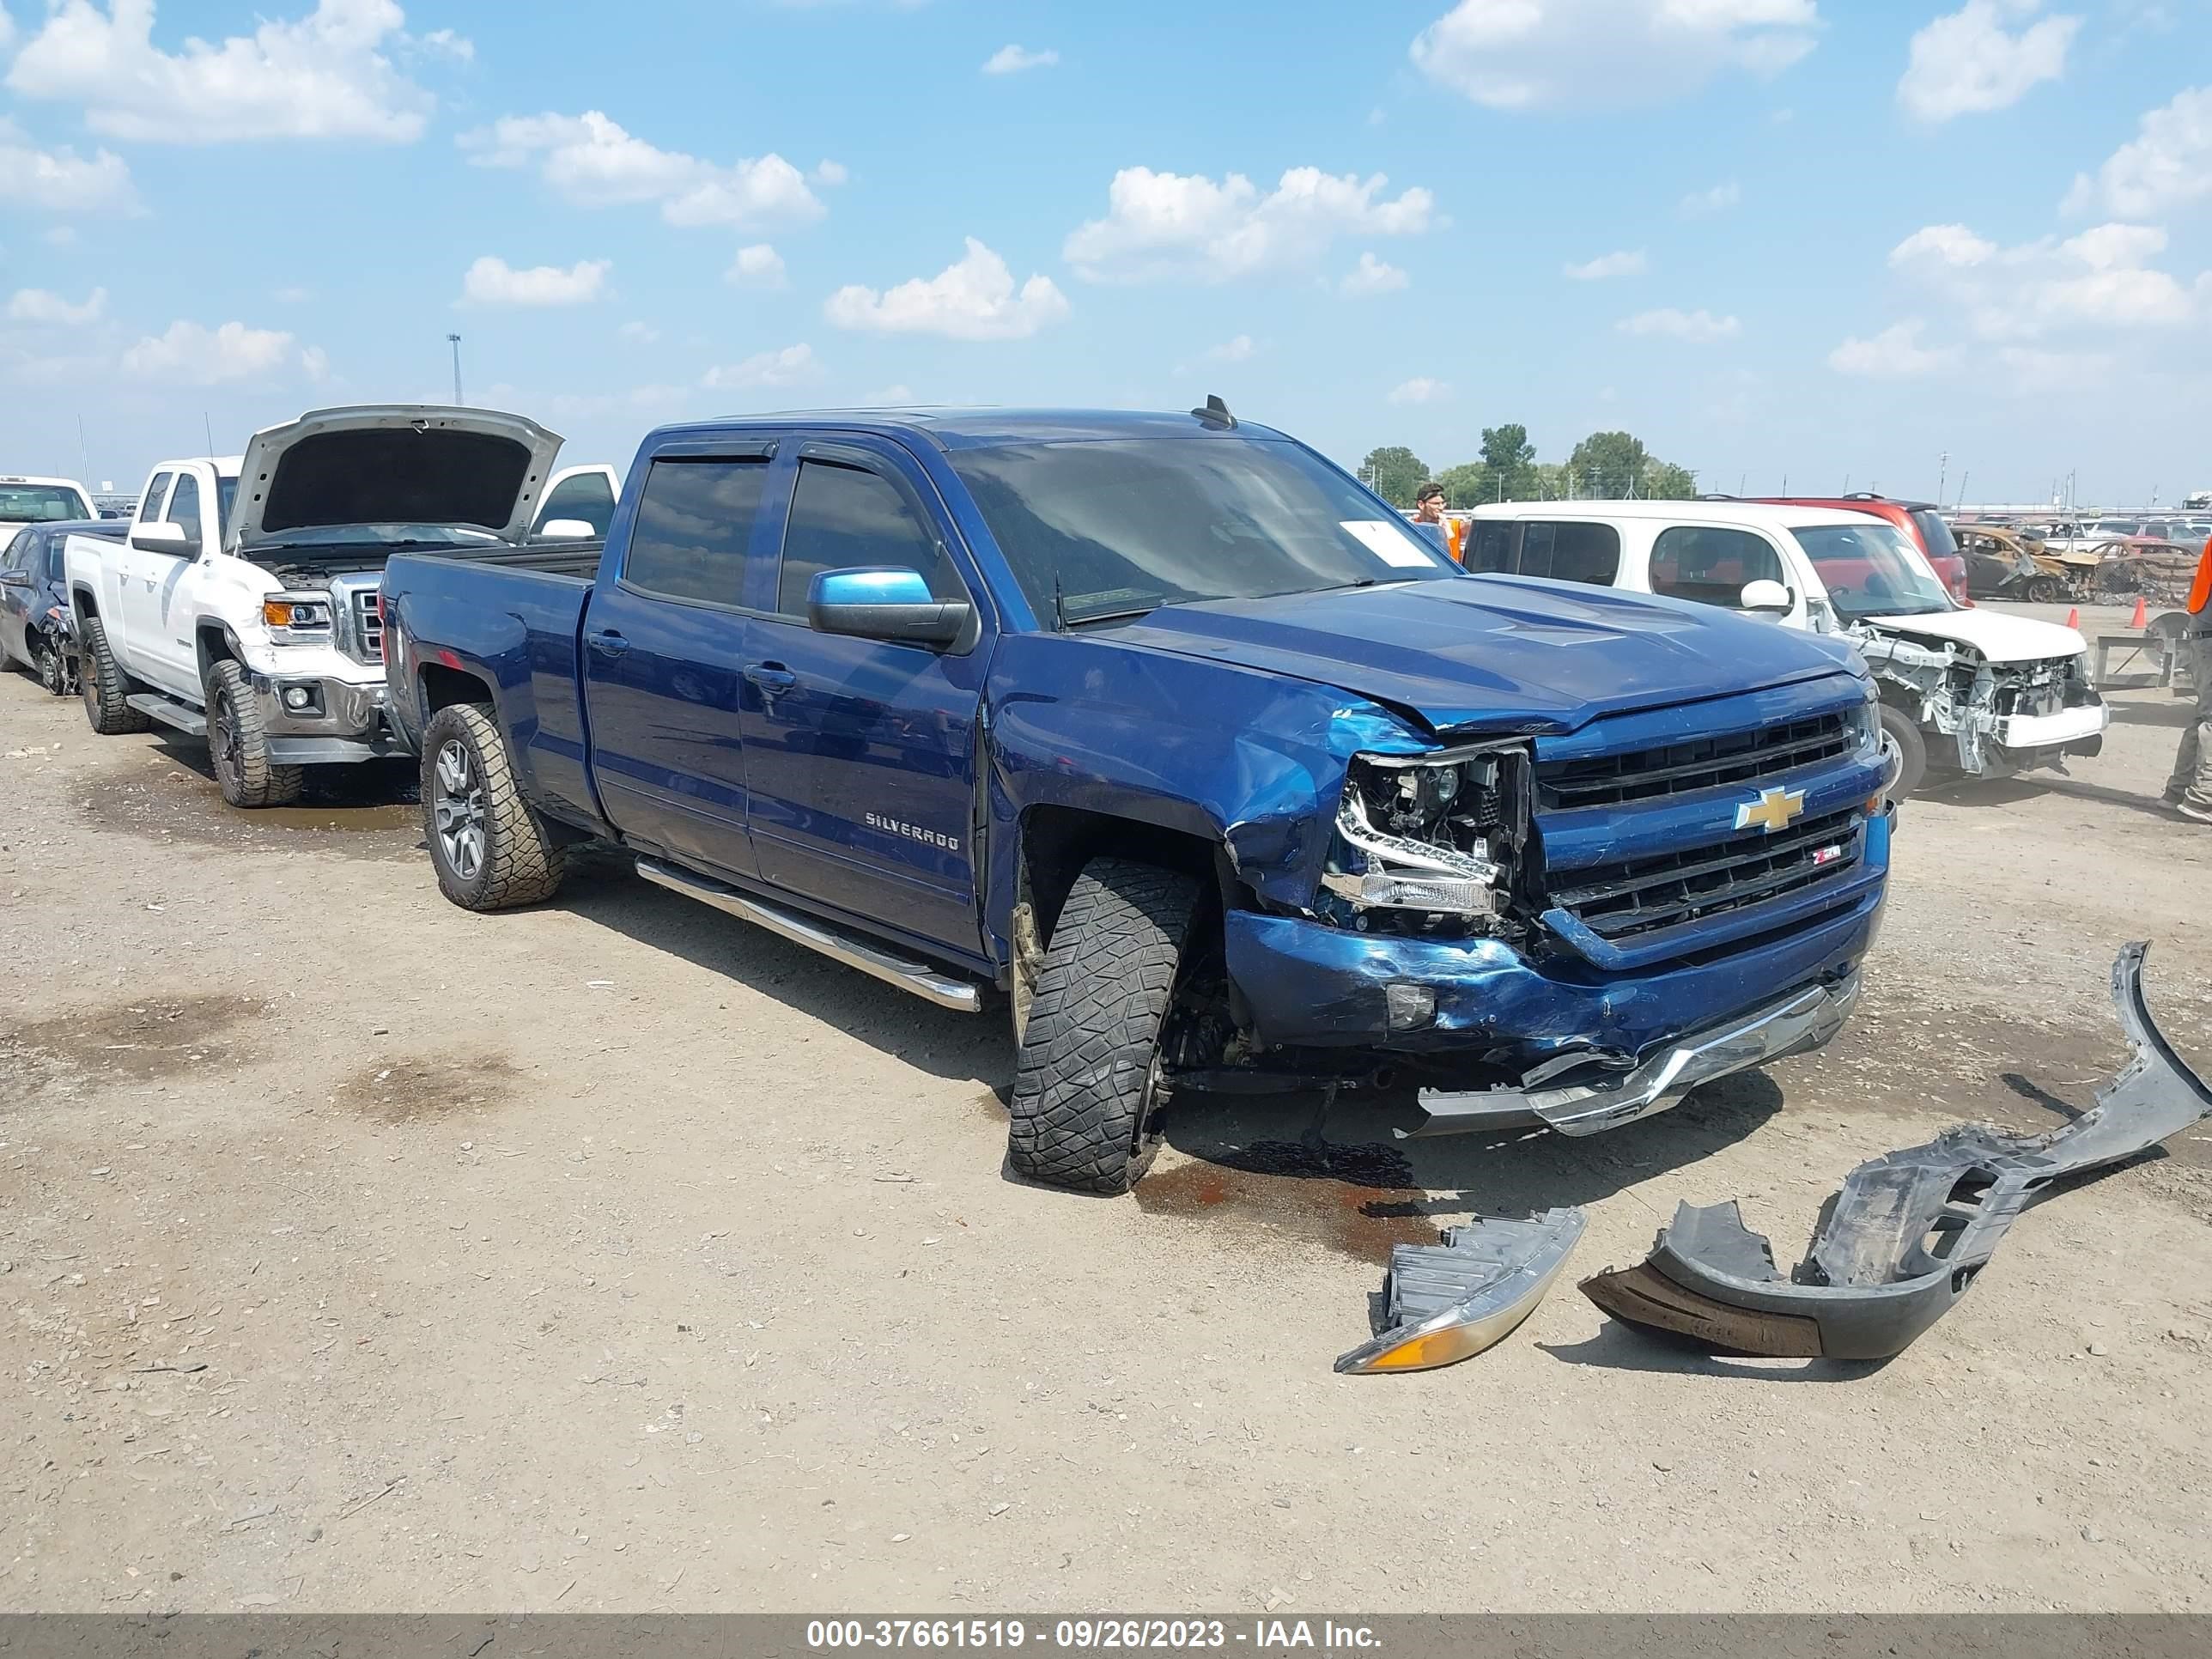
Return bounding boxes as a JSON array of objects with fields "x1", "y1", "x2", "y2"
[
  {"x1": 377, "y1": 406, "x2": 1892, "y2": 1195},
  {"x1": 1, "y1": 517, "x2": 125, "y2": 696}
]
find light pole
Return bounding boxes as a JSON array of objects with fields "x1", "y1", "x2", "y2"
[
  {"x1": 1937, "y1": 450, "x2": 1948, "y2": 505},
  {"x1": 447, "y1": 333, "x2": 465, "y2": 405}
]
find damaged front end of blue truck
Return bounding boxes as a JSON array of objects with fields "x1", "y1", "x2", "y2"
[{"x1": 983, "y1": 575, "x2": 1892, "y2": 1166}]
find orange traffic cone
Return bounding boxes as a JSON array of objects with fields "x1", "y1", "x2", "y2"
[
  {"x1": 2065, "y1": 606, "x2": 2080, "y2": 629},
  {"x1": 2132, "y1": 596, "x2": 2149, "y2": 629}
]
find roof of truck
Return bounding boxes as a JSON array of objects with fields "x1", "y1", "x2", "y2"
[
  {"x1": 653, "y1": 407, "x2": 1293, "y2": 452},
  {"x1": 1469, "y1": 499, "x2": 1892, "y2": 532}
]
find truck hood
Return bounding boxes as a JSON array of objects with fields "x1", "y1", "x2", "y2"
[
  {"x1": 228, "y1": 405, "x2": 563, "y2": 552},
  {"x1": 1109, "y1": 574, "x2": 1863, "y2": 735},
  {"x1": 1855, "y1": 608, "x2": 2087, "y2": 664}
]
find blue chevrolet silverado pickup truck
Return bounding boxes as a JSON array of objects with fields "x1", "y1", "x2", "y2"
[{"x1": 380, "y1": 404, "x2": 1892, "y2": 1194}]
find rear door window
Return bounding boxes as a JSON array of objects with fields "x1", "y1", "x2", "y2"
[
  {"x1": 775, "y1": 460, "x2": 965, "y2": 621},
  {"x1": 1465, "y1": 520, "x2": 1518, "y2": 574},
  {"x1": 621, "y1": 458, "x2": 769, "y2": 607},
  {"x1": 1518, "y1": 520, "x2": 1620, "y2": 586},
  {"x1": 1909, "y1": 508, "x2": 1958, "y2": 559},
  {"x1": 1650, "y1": 526, "x2": 1785, "y2": 609}
]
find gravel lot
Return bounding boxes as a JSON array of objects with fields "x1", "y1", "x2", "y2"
[{"x1": 4, "y1": 599, "x2": 2209, "y2": 1613}]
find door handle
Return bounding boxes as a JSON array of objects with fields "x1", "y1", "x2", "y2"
[
  {"x1": 587, "y1": 629, "x2": 630, "y2": 659},
  {"x1": 744, "y1": 663, "x2": 798, "y2": 691}
]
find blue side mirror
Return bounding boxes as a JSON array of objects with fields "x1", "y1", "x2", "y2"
[{"x1": 809, "y1": 566, "x2": 972, "y2": 649}]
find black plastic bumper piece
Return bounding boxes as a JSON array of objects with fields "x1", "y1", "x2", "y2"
[{"x1": 1581, "y1": 942, "x2": 2211, "y2": 1360}]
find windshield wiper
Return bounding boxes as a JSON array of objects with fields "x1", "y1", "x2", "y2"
[{"x1": 1063, "y1": 604, "x2": 1162, "y2": 629}]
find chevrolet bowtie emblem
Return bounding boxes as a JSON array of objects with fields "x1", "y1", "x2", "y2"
[{"x1": 1735, "y1": 786, "x2": 1806, "y2": 834}]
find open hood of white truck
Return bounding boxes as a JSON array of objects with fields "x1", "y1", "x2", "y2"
[
  {"x1": 228, "y1": 405, "x2": 564, "y2": 552},
  {"x1": 1856, "y1": 607, "x2": 2088, "y2": 665}
]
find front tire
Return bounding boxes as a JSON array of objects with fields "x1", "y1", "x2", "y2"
[
  {"x1": 205, "y1": 659, "x2": 304, "y2": 808},
  {"x1": 32, "y1": 637, "x2": 66, "y2": 696},
  {"x1": 1006, "y1": 858, "x2": 1200, "y2": 1195},
  {"x1": 78, "y1": 616, "x2": 150, "y2": 735},
  {"x1": 420, "y1": 702, "x2": 566, "y2": 911},
  {"x1": 1878, "y1": 702, "x2": 1929, "y2": 799}
]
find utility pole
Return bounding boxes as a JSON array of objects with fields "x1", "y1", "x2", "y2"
[
  {"x1": 1937, "y1": 451, "x2": 1948, "y2": 505},
  {"x1": 1956, "y1": 470, "x2": 1968, "y2": 509},
  {"x1": 447, "y1": 333, "x2": 465, "y2": 405}
]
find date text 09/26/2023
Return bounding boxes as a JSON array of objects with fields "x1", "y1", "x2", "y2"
[{"x1": 805, "y1": 1620, "x2": 1382, "y2": 1651}]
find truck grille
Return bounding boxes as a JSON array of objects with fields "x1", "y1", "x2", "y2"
[
  {"x1": 1536, "y1": 710, "x2": 1852, "y2": 811},
  {"x1": 1547, "y1": 808, "x2": 1863, "y2": 942},
  {"x1": 354, "y1": 588, "x2": 384, "y2": 664}
]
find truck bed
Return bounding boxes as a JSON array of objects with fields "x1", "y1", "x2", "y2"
[{"x1": 380, "y1": 546, "x2": 605, "y2": 834}]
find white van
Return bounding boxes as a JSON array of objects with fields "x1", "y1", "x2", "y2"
[{"x1": 1467, "y1": 499, "x2": 2109, "y2": 795}]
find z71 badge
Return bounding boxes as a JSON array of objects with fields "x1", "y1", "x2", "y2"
[{"x1": 866, "y1": 812, "x2": 960, "y2": 853}]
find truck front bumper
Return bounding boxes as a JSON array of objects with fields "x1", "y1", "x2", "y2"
[
  {"x1": 247, "y1": 671, "x2": 404, "y2": 763},
  {"x1": 1222, "y1": 842, "x2": 1884, "y2": 1136},
  {"x1": 1989, "y1": 699, "x2": 2109, "y2": 754}
]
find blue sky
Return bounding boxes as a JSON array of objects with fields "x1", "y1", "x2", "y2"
[{"x1": 2, "y1": 0, "x2": 2208, "y2": 507}]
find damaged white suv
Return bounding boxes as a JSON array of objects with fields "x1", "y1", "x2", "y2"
[{"x1": 1466, "y1": 499, "x2": 2108, "y2": 796}]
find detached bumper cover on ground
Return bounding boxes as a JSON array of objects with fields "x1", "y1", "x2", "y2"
[
  {"x1": 1580, "y1": 942, "x2": 2211, "y2": 1361},
  {"x1": 1336, "y1": 1208, "x2": 1585, "y2": 1373}
]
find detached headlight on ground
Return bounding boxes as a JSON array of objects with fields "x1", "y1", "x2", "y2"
[{"x1": 1336, "y1": 1208, "x2": 1586, "y2": 1375}]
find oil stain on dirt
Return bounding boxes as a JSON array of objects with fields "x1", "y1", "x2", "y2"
[
  {"x1": 1138, "y1": 1139, "x2": 1445, "y2": 1265},
  {"x1": 336, "y1": 1054, "x2": 522, "y2": 1122},
  {"x1": 1, "y1": 993, "x2": 270, "y2": 1103},
  {"x1": 83, "y1": 750, "x2": 421, "y2": 859}
]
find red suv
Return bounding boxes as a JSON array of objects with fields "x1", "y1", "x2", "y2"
[{"x1": 1749, "y1": 494, "x2": 1971, "y2": 605}]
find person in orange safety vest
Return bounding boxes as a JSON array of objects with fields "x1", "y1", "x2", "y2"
[{"x1": 2166, "y1": 534, "x2": 2212, "y2": 822}]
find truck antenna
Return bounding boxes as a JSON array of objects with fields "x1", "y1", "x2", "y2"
[{"x1": 1190, "y1": 393, "x2": 1236, "y2": 430}]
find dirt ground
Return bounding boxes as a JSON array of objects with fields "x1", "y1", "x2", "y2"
[{"x1": 3, "y1": 599, "x2": 2210, "y2": 1614}]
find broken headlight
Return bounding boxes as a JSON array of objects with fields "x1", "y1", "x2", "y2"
[
  {"x1": 1846, "y1": 688, "x2": 1880, "y2": 756},
  {"x1": 1321, "y1": 744, "x2": 1529, "y2": 925}
]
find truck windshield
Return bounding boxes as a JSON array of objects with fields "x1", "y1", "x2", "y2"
[
  {"x1": 949, "y1": 439, "x2": 1454, "y2": 626},
  {"x1": 1795, "y1": 522, "x2": 1956, "y2": 619},
  {"x1": 0, "y1": 483, "x2": 91, "y2": 523}
]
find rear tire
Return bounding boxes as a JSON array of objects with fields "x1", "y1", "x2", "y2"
[
  {"x1": 205, "y1": 659, "x2": 304, "y2": 808},
  {"x1": 1878, "y1": 702, "x2": 1929, "y2": 799},
  {"x1": 420, "y1": 702, "x2": 566, "y2": 911},
  {"x1": 1006, "y1": 858, "x2": 1200, "y2": 1195},
  {"x1": 78, "y1": 616, "x2": 150, "y2": 735}
]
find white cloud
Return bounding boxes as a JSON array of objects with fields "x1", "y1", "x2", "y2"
[
  {"x1": 618, "y1": 319, "x2": 660, "y2": 344},
  {"x1": 1065, "y1": 166, "x2": 1433, "y2": 283},
  {"x1": 1618, "y1": 307, "x2": 1741, "y2": 341},
  {"x1": 812, "y1": 159, "x2": 848, "y2": 187},
  {"x1": 726, "y1": 242, "x2": 787, "y2": 288},
  {"x1": 1413, "y1": 0, "x2": 1819, "y2": 111},
  {"x1": 1565, "y1": 248, "x2": 1648, "y2": 280},
  {"x1": 1203, "y1": 334, "x2": 1256, "y2": 362},
  {"x1": 0, "y1": 117, "x2": 135, "y2": 212},
  {"x1": 408, "y1": 26, "x2": 471, "y2": 62},
  {"x1": 6, "y1": 0, "x2": 442, "y2": 144},
  {"x1": 2064, "y1": 86, "x2": 2211, "y2": 217},
  {"x1": 1888, "y1": 219, "x2": 2203, "y2": 336},
  {"x1": 461, "y1": 255, "x2": 611, "y2": 307},
  {"x1": 273, "y1": 285, "x2": 311, "y2": 303},
  {"x1": 1680, "y1": 180, "x2": 1741, "y2": 215},
  {"x1": 982, "y1": 44, "x2": 1058, "y2": 74},
  {"x1": 701, "y1": 343, "x2": 819, "y2": 390},
  {"x1": 301, "y1": 343, "x2": 330, "y2": 381},
  {"x1": 461, "y1": 111, "x2": 823, "y2": 229},
  {"x1": 825, "y1": 238, "x2": 1070, "y2": 340},
  {"x1": 1827, "y1": 319, "x2": 1959, "y2": 377},
  {"x1": 544, "y1": 384, "x2": 690, "y2": 421},
  {"x1": 1898, "y1": 1, "x2": 2078, "y2": 121},
  {"x1": 1339, "y1": 251, "x2": 1410, "y2": 295},
  {"x1": 44, "y1": 225, "x2": 78, "y2": 246},
  {"x1": 1388, "y1": 377, "x2": 1450, "y2": 404},
  {"x1": 7, "y1": 286, "x2": 106, "y2": 325},
  {"x1": 121, "y1": 319, "x2": 298, "y2": 383}
]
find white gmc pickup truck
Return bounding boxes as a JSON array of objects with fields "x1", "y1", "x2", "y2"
[{"x1": 65, "y1": 405, "x2": 564, "y2": 807}]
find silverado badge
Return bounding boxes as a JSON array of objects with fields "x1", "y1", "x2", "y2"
[{"x1": 1734, "y1": 786, "x2": 1807, "y2": 834}]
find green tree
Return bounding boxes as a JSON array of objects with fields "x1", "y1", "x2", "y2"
[
  {"x1": 1437, "y1": 461, "x2": 1495, "y2": 507},
  {"x1": 1565, "y1": 430, "x2": 1698, "y2": 499},
  {"x1": 1358, "y1": 445, "x2": 1428, "y2": 508},
  {"x1": 1479, "y1": 423, "x2": 1537, "y2": 499}
]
